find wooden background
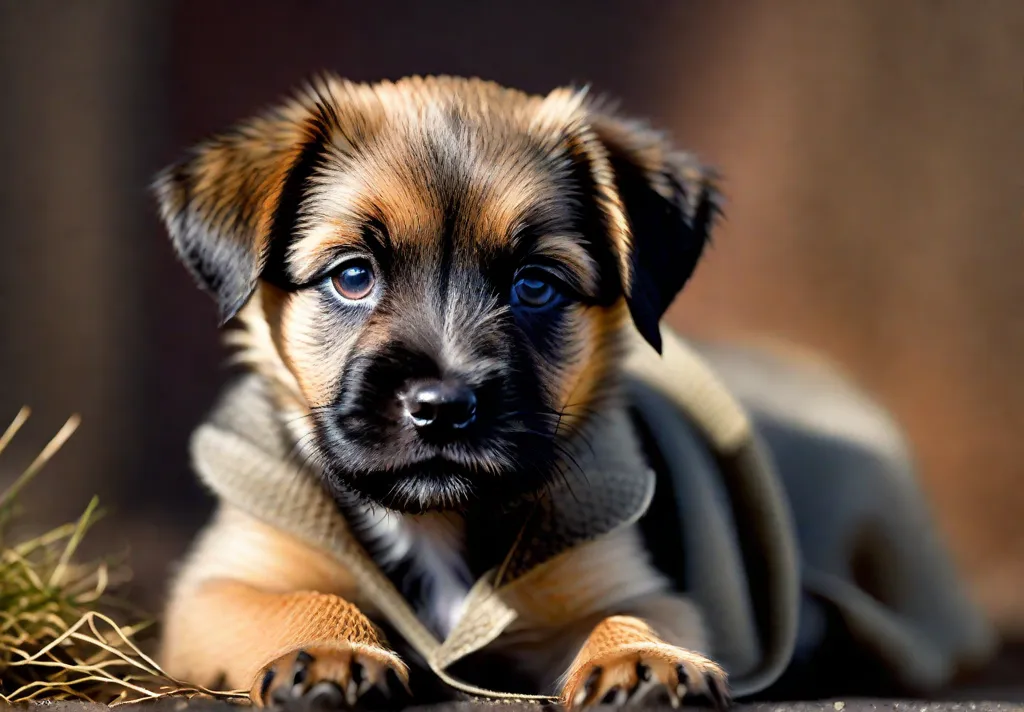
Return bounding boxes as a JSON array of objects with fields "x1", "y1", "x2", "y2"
[{"x1": 0, "y1": 0, "x2": 1021, "y2": 651}]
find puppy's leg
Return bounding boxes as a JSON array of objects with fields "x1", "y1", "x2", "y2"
[
  {"x1": 161, "y1": 505, "x2": 407, "y2": 707},
  {"x1": 175, "y1": 580, "x2": 407, "y2": 707},
  {"x1": 560, "y1": 610, "x2": 728, "y2": 710},
  {"x1": 494, "y1": 526, "x2": 728, "y2": 707}
]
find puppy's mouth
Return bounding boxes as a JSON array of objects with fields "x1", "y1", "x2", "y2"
[
  {"x1": 339, "y1": 457, "x2": 487, "y2": 514},
  {"x1": 315, "y1": 425, "x2": 561, "y2": 515}
]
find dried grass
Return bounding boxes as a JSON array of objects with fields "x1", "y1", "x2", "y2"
[{"x1": 0, "y1": 407, "x2": 249, "y2": 706}]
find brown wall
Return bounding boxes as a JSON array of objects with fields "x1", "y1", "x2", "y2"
[{"x1": 657, "y1": 1, "x2": 1024, "y2": 632}]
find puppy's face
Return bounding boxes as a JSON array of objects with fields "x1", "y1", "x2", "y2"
[{"x1": 155, "y1": 75, "x2": 718, "y2": 513}]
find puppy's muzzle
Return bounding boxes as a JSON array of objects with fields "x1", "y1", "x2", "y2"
[{"x1": 399, "y1": 377, "x2": 478, "y2": 433}]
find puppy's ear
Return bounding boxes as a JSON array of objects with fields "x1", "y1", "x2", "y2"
[
  {"x1": 583, "y1": 114, "x2": 721, "y2": 353},
  {"x1": 152, "y1": 90, "x2": 335, "y2": 324}
]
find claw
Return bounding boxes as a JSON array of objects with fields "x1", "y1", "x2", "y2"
[
  {"x1": 629, "y1": 675, "x2": 658, "y2": 706},
  {"x1": 372, "y1": 675, "x2": 391, "y2": 700},
  {"x1": 355, "y1": 676, "x2": 374, "y2": 699},
  {"x1": 572, "y1": 666, "x2": 599, "y2": 707},
  {"x1": 707, "y1": 674, "x2": 731, "y2": 711},
  {"x1": 385, "y1": 665, "x2": 409, "y2": 696},
  {"x1": 350, "y1": 661, "x2": 365, "y2": 686},
  {"x1": 576, "y1": 665, "x2": 601, "y2": 706},
  {"x1": 620, "y1": 661, "x2": 649, "y2": 705},
  {"x1": 636, "y1": 661, "x2": 651, "y2": 683},
  {"x1": 290, "y1": 651, "x2": 312, "y2": 692},
  {"x1": 598, "y1": 685, "x2": 632, "y2": 706},
  {"x1": 625, "y1": 669, "x2": 641, "y2": 699},
  {"x1": 343, "y1": 661, "x2": 364, "y2": 706},
  {"x1": 344, "y1": 678, "x2": 359, "y2": 706},
  {"x1": 674, "y1": 663, "x2": 689, "y2": 688},
  {"x1": 259, "y1": 668, "x2": 276, "y2": 703}
]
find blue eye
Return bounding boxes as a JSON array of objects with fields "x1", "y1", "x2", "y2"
[
  {"x1": 331, "y1": 261, "x2": 375, "y2": 300},
  {"x1": 512, "y1": 275, "x2": 559, "y2": 309}
]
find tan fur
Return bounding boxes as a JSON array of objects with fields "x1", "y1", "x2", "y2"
[
  {"x1": 229, "y1": 288, "x2": 305, "y2": 408},
  {"x1": 499, "y1": 526, "x2": 672, "y2": 630},
  {"x1": 160, "y1": 506, "x2": 405, "y2": 692},
  {"x1": 554, "y1": 299, "x2": 629, "y2": 433}
]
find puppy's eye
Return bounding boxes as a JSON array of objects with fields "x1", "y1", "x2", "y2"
[
  {"x1": 511, "y1": 274, "x2": 560, "y2": 309},
  {"x1": 331, "y1": 260, "x2": 375, "y2": 301}
]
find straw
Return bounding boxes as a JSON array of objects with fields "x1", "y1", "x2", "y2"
[{"x1": 0, "y1": 408, "x2": 248, "y2": 705}]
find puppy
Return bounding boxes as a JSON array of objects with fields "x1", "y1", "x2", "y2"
[{"x1": 153, "y1": 74, "x2": 726, "y2": 708}]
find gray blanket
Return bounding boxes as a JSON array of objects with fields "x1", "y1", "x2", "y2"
[{"x1": 626, "y1": 333, "x2": 994, "y2": 697}]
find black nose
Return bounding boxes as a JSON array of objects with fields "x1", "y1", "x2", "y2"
[{"x1": 401, "y1": 379, "x2": 477, "y2": 430}]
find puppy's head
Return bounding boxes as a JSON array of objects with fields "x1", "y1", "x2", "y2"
[{"x1": 154, "y1": 75, "x2": 719, "y2": 514}]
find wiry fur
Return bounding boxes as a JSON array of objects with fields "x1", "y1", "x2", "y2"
[{"x1": 154, "y1": 74, "x2": 724, "y2": 705}]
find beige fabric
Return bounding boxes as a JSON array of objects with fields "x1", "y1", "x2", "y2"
[
  {"x1": 623, "y1": 327, "x2": 753, "y2": 453},
  {"x1": 188, "y1": 327, "x2": 993, "y2": 700}
]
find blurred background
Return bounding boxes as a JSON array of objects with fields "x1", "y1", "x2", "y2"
[{"x1": 0, "y1": 0, "x2": 1021, "y2": 695}]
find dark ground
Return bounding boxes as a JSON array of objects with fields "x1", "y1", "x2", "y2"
[
  {"x1": 11, "y1": 647, "x2": 1024, "y2": 711},
  {"x1": 14, "y1": 700, "x2": 1024, "y2": 712}
]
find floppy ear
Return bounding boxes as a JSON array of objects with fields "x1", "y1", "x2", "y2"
[
  {"x1": 152, "y1": 88, "x2": 336, "y2": 324},
  {"x1": 582, "y1": 113, "x2": 722, "y2": 353}
]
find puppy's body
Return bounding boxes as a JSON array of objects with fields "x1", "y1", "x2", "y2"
[
  {"x1": 160, "y1": 357, "x2": 714, "y2": 705},
  {"x1": 154, "y1": 73, "x2": 995, "y2": 708},
  {"x1": 155, "y1": 73, "x2": 727, "y2": 707}
]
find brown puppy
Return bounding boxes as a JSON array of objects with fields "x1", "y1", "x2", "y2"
[{"x1": 153, "y1": 74, "x2": 724, "y2": 708}]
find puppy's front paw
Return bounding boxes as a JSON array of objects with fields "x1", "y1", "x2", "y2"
[
  {"x1": 252, "y1": 644, "x2": 409, "y2": 710},
  {"x1": 563, "y1": 644, "x2": 729, "y2": 709},
  {"x1": 561, "y1": 615, "x2": 729, "y2": 709}
]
